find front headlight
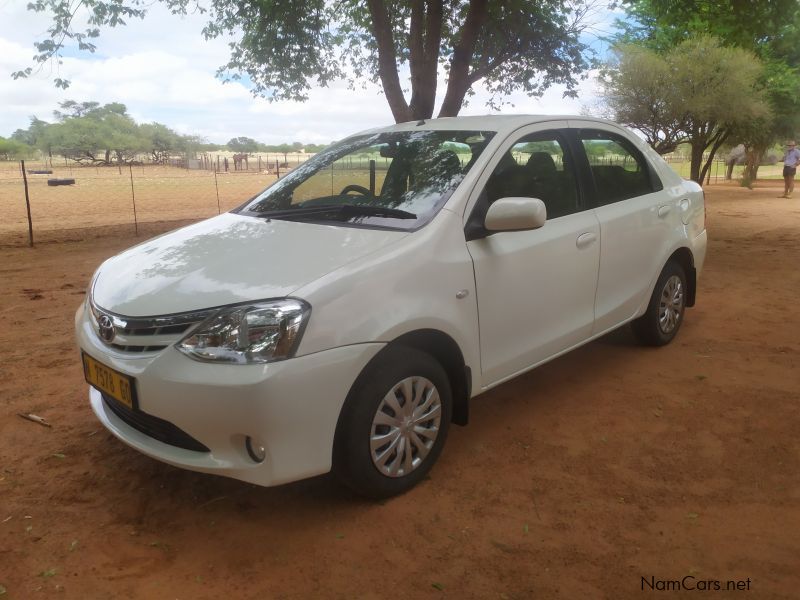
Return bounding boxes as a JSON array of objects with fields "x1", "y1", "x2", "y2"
[{"x1": 177, "y1": 299, "x2": 311, "y2": 364}]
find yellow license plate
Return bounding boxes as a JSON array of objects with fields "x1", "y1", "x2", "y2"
[{"x1": 82, "y1": 353, "x2": 136, "y2": 409}]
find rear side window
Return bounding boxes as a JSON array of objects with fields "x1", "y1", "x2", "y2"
[{"x1": 579, "y1": 130, "x2": 662, "y2": 205}]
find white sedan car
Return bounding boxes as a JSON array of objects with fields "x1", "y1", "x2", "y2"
[{"x1": 76, "y1": 115, "x2": 706, "y2": 498}]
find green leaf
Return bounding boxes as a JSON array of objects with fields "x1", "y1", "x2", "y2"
[
  {"x1": 40, "y1": 568, "x2": 57, "y2": 578},
  {"x1": 432, "y1": 582, "x2": 444, "y2": 591},
  {"x1": 15, "y1": 0, "x2": 595, "y2": 118}
]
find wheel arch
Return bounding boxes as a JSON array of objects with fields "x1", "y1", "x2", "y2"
[
  {"x1": 339, "y1": 329, "x2": 471, "y2": 430},
  {"x1": 667, "y1": 247, "x2": 696, "y2": 307},
  {"x1": 390, "y1": 329, "x2": 470, "y2": 426}
]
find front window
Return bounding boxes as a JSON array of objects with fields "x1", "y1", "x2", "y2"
[
  {"x1": 484, "y1": 131, "x2": 580, "y2": 219},
  {"x1": 238, "y1": 130, "x2": 495, "y2": 230}
]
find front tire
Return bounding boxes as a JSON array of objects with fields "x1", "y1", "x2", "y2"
[
  {"x1": 632, "y1": 261, "x2": 687, "y2": 346},
  {"x1": 333, "y1": 346, "x2": 452, "y2": 499}
]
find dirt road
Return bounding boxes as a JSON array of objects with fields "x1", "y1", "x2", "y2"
[{"x1": 1, "y1": 182, "x2": 798, "y2": 599}]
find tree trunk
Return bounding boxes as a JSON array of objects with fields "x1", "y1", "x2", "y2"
[
  {"x1": 689, "y1": 141, "x2": 704, "y2": 183},
  {"x1": 725, "y1": 160, "x2": 735, "y2": 180},
  {"x1": 437, "y1": 0, "x2": 488, "y2": 118},
  {"x1": 698, "y1": 130, "x2": 729, "y2": 185},
  {"x1": 366, "y1": 0, "x2": 412, "y2": 123},
  {"x1": 408, "y1": 0, "x2": 443, "y2": 120},
  {"x1": 744, "y1": 144, "x2": 766, "y2": 182}
]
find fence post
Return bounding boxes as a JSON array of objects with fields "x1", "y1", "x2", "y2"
[
  {"x1": 129, "y1": 165, "x2": 139, "y2": 236},
  {"x1": 369, "y1": 159, "x2": 376, "y2": 195},
  {"x1": 20, "y1": 160, "x2": 34, "y2": 247},
  {"x1": 213, "y1": 170, "x2": 221, "y2": 214},
  {"x1": 276, "y1": 160, "x2": 280, "y2": 179}
]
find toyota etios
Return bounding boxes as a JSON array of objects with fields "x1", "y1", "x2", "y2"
[{"x1": 76, "y1": 116, "x2": 707, "y2": 498}]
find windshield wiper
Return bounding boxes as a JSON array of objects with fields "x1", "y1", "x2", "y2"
[{"x1": 254, "y1": 204, "x2": 417, "y2": 220}]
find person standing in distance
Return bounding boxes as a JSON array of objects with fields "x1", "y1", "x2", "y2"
[{"x1": 780, "y1": 140, "x2": 800, "y2": 198}]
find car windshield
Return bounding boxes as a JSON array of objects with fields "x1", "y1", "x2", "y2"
[{"x1": 238, "y1": 130, "x2": 495, "y2": 230}]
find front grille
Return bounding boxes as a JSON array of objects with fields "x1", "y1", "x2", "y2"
[
  {"x1": 90, "y1": 302, "x2": 212, "y2": 354},
  {"x1": 108, "y1": 344, "x2": 170, "y2": 353},
  {"x1": 102, "y1": 393, "x2": 210, "y2": 453}
]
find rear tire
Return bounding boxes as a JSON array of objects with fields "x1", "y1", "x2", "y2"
[
  {"x1": 333, "y1": 346, "x2": 452, "y2": 499},
  {"x1": 632, "y1": 261, "x2": 687, "y2": 346}
]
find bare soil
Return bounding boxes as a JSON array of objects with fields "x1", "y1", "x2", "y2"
[{"x1": 0, "y1": 182, "x2": 798, "y2": 599}]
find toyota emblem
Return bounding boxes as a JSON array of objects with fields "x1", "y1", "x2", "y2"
[{"x1": 97, "y1": 314, "x2": 115, "y2": 343}]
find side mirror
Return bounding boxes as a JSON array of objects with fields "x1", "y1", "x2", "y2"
[{"x1": 484, "y1": 197, "x2": 547, "y2": 232}]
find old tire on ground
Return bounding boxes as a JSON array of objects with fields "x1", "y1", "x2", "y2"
[
  {"x1": 333, "y1": 345, "x2": 452, "y2": 499},
  {"x1": 632, "y1": 260, "x2": 687, "y2": 346},
  {"x1": 47, "y1": 178, "x2": 76, "y2": 186}
]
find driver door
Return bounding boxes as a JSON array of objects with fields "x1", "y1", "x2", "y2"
[{"x1": 466, "y1": 124, "x2": 601, "y2": 386}]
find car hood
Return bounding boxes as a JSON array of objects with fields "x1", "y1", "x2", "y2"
[{"x1": 92, "y1": 212, "x2": 406, "y2": 317}]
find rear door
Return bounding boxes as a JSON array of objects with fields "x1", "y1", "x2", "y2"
[
  {"x1": 466, "y1": 124, "x2": 601, "y2": 386},
  {"x1": 571, "y1": 126, "x2": 677, "y2": 333}
]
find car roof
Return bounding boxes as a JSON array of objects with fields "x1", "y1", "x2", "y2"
[{"x1": 352, "y1": 114, "x2": 624, "y2": 137}]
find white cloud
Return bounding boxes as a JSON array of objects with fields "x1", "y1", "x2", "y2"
[{"x1": 0, "y1": 0, "x2": 604, "y2": 143}]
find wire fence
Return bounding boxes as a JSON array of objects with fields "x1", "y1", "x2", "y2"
[
  {"x1": 0, "y1": 154, "x2": 780, "y2": 248},
  {"x1": 0, "y1": 161, "x2": 282, "y2": 247},
  {"x1": 25, "y1": 152, "x2": 314, "y2": 174}
]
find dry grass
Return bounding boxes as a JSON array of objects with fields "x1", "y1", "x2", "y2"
[
  {"x1": 0, "y1": 157, "x2": 787, "y2": 247},
  {"x1": 0, "y1": 163, "x2": 277, "y2": 245},
  {"x1": 0, "y1": 161, "x2": 393, "y2": 246}
]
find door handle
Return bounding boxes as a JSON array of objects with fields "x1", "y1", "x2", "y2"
[
  {"x1": 576, "y1": 232, "x2": 597, "y2": 249},
  {"x1": 658, "y1": 205, "x2": 671, "y2": 218}
]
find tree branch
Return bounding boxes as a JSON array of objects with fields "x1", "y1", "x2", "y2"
[
  {"x1": 366, "y1": 0, "x2": 411, "y2": 122},
  {"x1": 467, "y1": 49, "x2": 511, "y2": 85},
  {"x1": 438, "y1": 0, "x2": 489, "y2": 117}
]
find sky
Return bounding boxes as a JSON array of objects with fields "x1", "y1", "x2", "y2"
[{"x1": 0, "y1": 0, "x2": 618, "y2": 145}]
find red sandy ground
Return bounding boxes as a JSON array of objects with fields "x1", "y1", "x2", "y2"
[{"x1": 0, "y1": 182, "x2": 798, "y2": 599}]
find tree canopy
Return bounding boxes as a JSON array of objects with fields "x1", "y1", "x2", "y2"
[
  {"x1": 600, "y1": 36, "x2": 768, "y2": 183},
  {"x1": 12, "y1": 101, "x2": 214, "y2": 164},
  {"x1": 15, "y1": 0, "x2": 596, "y2": 122},
  {"x1": 613, "y1": 0, "x2": 799, "y2": 54},
  {"x1": 227, "y1": 137, "x2": 260, "y2": 153},
  {"x1": 0, "y1": 137, "x2": 34, "y2": 160},
  {"x1": 7, "y1": 101, "x2": 329, "y2": 163},
  {"x1": 611, "y1": 0, "x2": 800, "y2": 181}
]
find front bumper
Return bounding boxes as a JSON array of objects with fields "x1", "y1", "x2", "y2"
[{"x1": 76, "y1": 302, "x2": 384, "y2": 486}]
